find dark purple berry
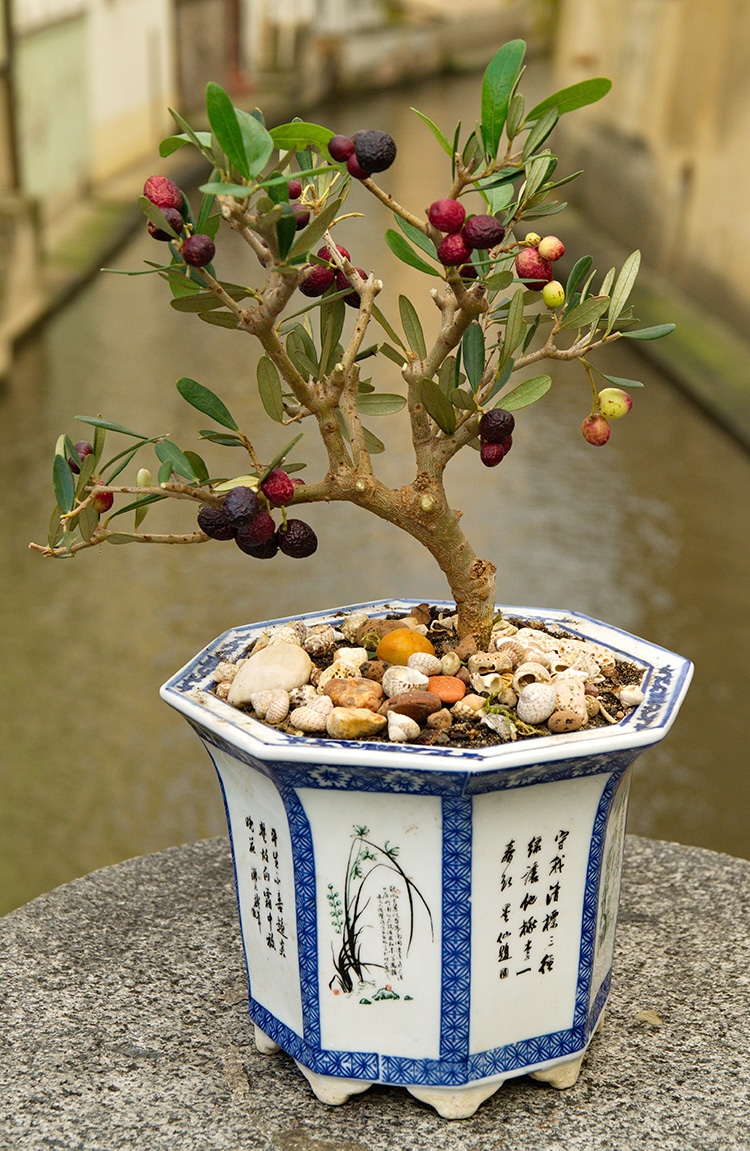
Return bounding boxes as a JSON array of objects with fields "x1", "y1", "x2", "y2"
[
  {"x1": 300, "y1": 265, "x2": 336, "y2": 297},
  {"x1": 261, "y1": 468, "x2": 295, "y2": 507},
  {"x1": 480, "y1": 439, "x2": 512, "y2": 467},
  {"x1": 277, "y1": 519, "x2": 318, "y2": 558},
  {"x1": 336, "y1": 267, "x2": 367, "y2": 307},
  {"x1": 235, "y1": 511, "x2": 276, "y2": 547},
  {"x1": 293, "y1": 204, "x2": 310, "y2": 230},
  {"x1": 147, "y1": 207, "x2": 184, "y2": 242},
  {"x1": 328, "y1": 134, "x2": 355, "y2": 162},
  {"x1": 479, "y1": 408, "x2": 515, "y2": 443},
  {"x1": 197, "y1": 504, "x2": 235, "y2": 540},
  {"x1": 352, "y1": 129, "x2": 397, "y2": 173},
  {"x1": 287, "y1": 179, "x2": 303, "y2": 199},
  {"x1": 462, "y1": 215, "x2": 506, "y2": 250},
  {"x1": 317, "y1": 244, "x2": 351, "y2": 263},
  {"x1": 222, "y1": 486, "x2": 260, "y2": 527},
  {"x1": 235, "y1": 532, "x2": 279, "y2": 559},
  {"x1": 143, "y1": 175, "x2": 183, "y2": 211},
  {"x1": 181, "y1": 233, "x2": 215, "y2": 267},
  {"x1": 346, "y1": 153, "x2": 371, "y2": 181},
  {"x1": 68, "y1": 440, "x2": 94, "y2": 473}
]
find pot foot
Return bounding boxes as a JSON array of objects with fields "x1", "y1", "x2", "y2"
[
  {"x1": 253, "y1": 1024, "x2": 282, "y2": 1055},
  {"x1": 294, "y1": 1062, "x2": 373, "y2": 1106},
  {"x1": 406, "y1": 1080, "x2": 504, "y2": 1119},
  {"x1": 528, "y1": 1052, "x2": 585, "y2": 1089}
]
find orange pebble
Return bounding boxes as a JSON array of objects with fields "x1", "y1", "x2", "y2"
[
  {"x1": 375, "y1": 627, "x2": 435, "y2": 666},
  {"x1": 426, "y1": 675, "x2": 466, "y2": 704}
]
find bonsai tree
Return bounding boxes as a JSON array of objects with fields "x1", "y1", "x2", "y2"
[{"x1": 30, "y1": 40, "x2": 673, "y2": 648}]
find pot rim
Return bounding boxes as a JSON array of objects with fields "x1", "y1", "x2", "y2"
[{"x1": 160, "y1": 599, "x2": 693, "y2": 774}]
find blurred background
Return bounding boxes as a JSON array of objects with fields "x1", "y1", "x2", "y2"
[{"x1": 1, "y1": 0, "x2": 749, "y2": 915}]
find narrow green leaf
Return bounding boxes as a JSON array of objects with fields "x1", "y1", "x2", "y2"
[
  {"x1": 486, "y1": 357, "x2": 515, "y2": 403},
  {"x1": 48, "y1": 503, "x2": 64, "y2": 549},
  {"x1": 500, "y1": 373, "x2": 552, "y2": 411},
  {"x1": 53, "y1": 453, "x2": 75, "y2": 514},
  {"x1": 481, "y1": 39, "x2": 526, "y2": 159},
  {"x1": 137, "y1": 195, "x2": 183, "y2": 239},
  {"x1": 499, "y1": 289, "x2": 526, "y2": 365},
  {"x1": 167, "y1": 107, "x2": 215, "y2": 163},
  {"x1": 565, "y1": 255, "x2": 593, "y2": 302},
  {"x1": 134, "y1": 492, "x2": 163, "y2": 529},
  {"x1": 505, "y1": 92, "x2": 526, "y2": 140},
  {"x1": 484, "y1": 269, "x2": 514, "y2": 292},
  {"x1": 235, "y1": 107, "x2": 274, "y2": 177},
  {"x1": 399, "y1": 295, "x2": 427, "y2": 359},
  {"x1": 380, "y1": 342, "x2": 407, "y2": 366},
  {"x1": 526, "y1": 78, "x2": 612, "y2": 122},
  {"x1": 261, "y1": 433, "x2": 304, "y2": 479},
  {"x1": 158, "y1": 457, "x2": 176, "y2": 485},
  {"x1": 450, "y1": 388, "x2": 478, "y2": 411},
  {"x1": 74, "y1": 451, "x2": 98, "y2": 499},
  {"x1": 159, "y1": 130, "x2": 213, "y2": 158},
  {"x1": 287, "y1": 196, "x2": 344, "y2": 260},
  {"x1": 286, "y1": 325, "x2": 320, "y2": 380},
  {"x1": 386, "y1": 230, "x2": 441, "y2": 277},
  {"x1": 105, "y1": 532, "x2": 141, "y2": 546},
  {"x1": 77, "y1": 504, "x2": 100, "y2": 541},
  {"x1": 462, "y1": 323, "x2": 486, "y2": 391},
  {"x1": 320, "y1": 296, "x2": 346, "y2": 377},
  {"x1": 420, "y1": 379, "x2": 457, "y2": 435},
  {"x1": 394, "y1": 214, "x2": 438, "y2": 260},
  {"x1": 155, "y1": 440, "x2": 200, "y2": 482},
  {"x1": 410, "y1": 107, "x2": 453, "y2": 155},
  {"x1": 438, "y1": 357, "x2": 455, "y2": 396},
  {"x1": 522, "y1": 153, "x2": 554, "y2": 203},
  {"x1": 198, "y1": 181, "x2": 252, "y2": 198},
  {"x1": 559, "y1": 296, "x2": 610, "y2": 331},
  {"x1": 205, "y1": 82, "x2": 250, "y2": 178},
  {"x1": 371, "y1": 305, "x2": 406, "y2": 350},
  {"x1": 599, "y1": 267, "x2": 616, "y2": 299},
  {"x1": 183, "y1": 451, "x2": 210, "y2": 483},
  {"x1": 607, "y1": 250, "x2": 641, "y2": 331},
  {"x1": 198, "y1": 310, "x2": 240, "y2": 329},
  {"x1": 176, "y1": 378, "x2": 239, "y2": 431},
  {"x1": 356, "y1": 393, "x2": 406, "y2": 415},
  {"x1": 269, "y1": 121, "x2": 335, "y2": 153},
  {"x1": 522, "y1": 107, "x2": 559, "y2": 160},
  {"x1": 521, "y1": 312, "x2": 542, "y2": 353},
  {"x1": 257, "y1": 357, "x2": 285, "y2": 423},
  {"x1": 596, "y1": 371, "x2": 644, "y2": 389},
  {"x1": 620, "y1": 323, "x2": 676, "y2": 341},
  {"x1": 276, "y1": 206, "x2": 297, "y2": 260},
  {"x1": 199, "y1": 430, "x2": 246, "y2": 446},
  {"x1": 77, "y1": 416, "x2": 151, "y2": 439}
]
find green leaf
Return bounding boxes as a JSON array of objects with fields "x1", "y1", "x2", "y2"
[
  {"x1": 137, "y1": 196, "x2": 183, "y2": 240},
  {"x1": 420, "y1": 378, "x2": 457, "y2": 435},
  {"x1": 47, "y1": 503, "x2": 64, "y2": 549},
  {"x1": 526, "y1": 77, "x2": 612, "y2": 122},
  {"x1": 155, "y1": 440, "x2": 200, "y2": 482},
  {"x1": 399, "y1": 295, "x2": 427, "y2": 359},
  {"x1": 320, "y1": 296, "x2": 346, "y2": 377},
  {"x1": 269, "y1": 121, "x2": 335, "y2": 153},
  {"x1": 481, "y1": 39, "x2": 526, "y2": 159},
  {"x1": 564, "y1": 254, "x2": 593, "y2": 306},
  {"x1": 205, "y1": 82, "x2": 250, "y2": 178},
  {"x1": 176, "y1": 378, "x2": 240, "y2": 431},
  {"x1": 159, "y1": 130, "x2": 213, "y2": 158},
  {"x1": 235, "y1": 107, "x2": 274, "y2": 176},
  {"x1": 522, "y1": 107, "x2": 559, "y2": 160},
  {"x1": 607, "y1": 250, "x2": 641, "y2": 331},
  {"x1": 505, "y1": 92, "x2": 526, "y2": 140},
  {"x1": 595, "y1": 371, "x2": 644, "y2": 389},
  {"x1": 77, "y1": 416, "x2": 151, "y2": 439},
  {"x1": 53, "y1": 453, "x2": 75, "y2": 514},
  {"x1": 620, "y1": 323, "x2": 676, "y2": 341},
  {"x1": 167, "y1": 107, "x2": 216, "y2": 163},
  {"x1": 261, "y1": 432, "x2": 304, "y2": 479},
  {"x1": 380, "y1": 342, "x2": 407, "y2": 367},
  {"x1": 74, "y1": 450, "x2": 98, "y2": 499},
  {"x1": 371, "y1": 305, "x2": 406, "y2": 350},
  {"x1": 521, "y1": 311, "x2": 542, "y2": 353},
  {"x1": 276, "y1": 206, "x2": 298, "y2": 259},
  {"x1": 198, "y1": 181, "x2": 252, "y2": 198},
  {"x1": 486, "y1": 357, "x2": 515, "y2": 403},
  {"x1": 355, "y1": 392, "x2": 406, "y2": 415},
  {"x1": 450, "y1": 388, "x2": 478, "y2": 411},
  {"x1": 257, "y1": 356, "x2": 285, "y2": 423},
  {"x1": 77, "y1": 504, "x2": 100, "y2": 542},
  {"x1": 198, "y1": 310, "x2": 240, "y2": 329},
  {"x1": 286, "y1": 325, "x2": 319, "y2": 380},
  {"x1": 498, "y1": 289, "x2": 526, "y2": 365},
  {"x1": 500, "y1": 373, "x2": 552, "y2": 410},
  {"x1": 559, "y1": 296, "x2": 610, "y2": 330},
  {"x1": 199, "y1": 430, "x2": 246, "y2": 447},
  {"x1": 394, "y1": 214, "x2": 438, "y2": 260},
  {"x1": 462, "y1": 323, "x2": 486, "y2": 391},
  {"x1": 385, "y1": 230, "x2": 440, "y2": 276},
  {"x1": 105, "y1": 532, "x2": 141, "y2": 545},
  {"x1": 410, "y1": 107, "x2": 453, "y2": 155},
  {"x1": 522, "y1": 153, "x2": 555, "y2": 202},
  {"x1": 287, "y1": 196, "x2": 345, "y2": 260},
  {"x1": 183, "y1": 451, "x2": 210, "y2": 483},
  {"x1": 484, "y1": 269, "x2": 514, "y2": 292}
]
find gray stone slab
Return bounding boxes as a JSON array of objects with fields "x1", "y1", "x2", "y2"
[{"x1": 1, "y1": 835, "x2": 748, "y2": 1150}]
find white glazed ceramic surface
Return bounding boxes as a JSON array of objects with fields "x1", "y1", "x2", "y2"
[{"x1": 161, "y1": 601, "x2": 693, "y2": 1117}]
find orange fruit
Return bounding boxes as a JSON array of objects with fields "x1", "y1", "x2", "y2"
[{"x1": 375, "y1": 628, "x2": 435, "y2": 666}]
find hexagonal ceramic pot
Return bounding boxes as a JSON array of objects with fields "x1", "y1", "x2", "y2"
[{"x1": 160, "y1": 601, "x2": 692, "y2": 1118}]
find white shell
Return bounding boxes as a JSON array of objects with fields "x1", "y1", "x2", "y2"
[
  {"x1": 267, "y1": 621, "x2": 306, "y2": 646},
  {"x1": 451, "y1": 694, "x2": 486, "y2": 719},
  {"x1": 619, "y1": 684, "x2": 645, "y2": 707},
  {"x1": 381, "y1": 665, "x2": 429, "y2": 698},
  {"x1": 467, "y1": 652, "x2": 512, "y2": 675},
  {"x1": 512, "y1": 662, "x2": 552, "y2": 692},
  {"x1": 289, "y1": 701, "x2": 331, "y2": 732},
  {"x1": 491, "y1": 639, "x2": 525, "y2": 667},
  {"x1": 480, "y1": 711, "x2": 516, "y2": 741},
  {"x1": 214, "y1": 660, "x2": 238, "y2": 684},
  {"x1": 333, "y1": 646, "x2": 369, "y2": 669},
  {"x1": 407, "y1": 651, "x2": 442, "y2": 677},
  {"x1": 515, "y1": 682, "x2": 558, "y2": 725},
  {"x1": 339, "y1": 612, "x2": 370, "y2": 643},
  {"x1": 303, "y1": 624, "x2": 338, "y2": 657},
  {"x1": 489, "y1": 619, "x2": 518, "y2": 643},
  {"x1": 289, "y1": 684, "x2": 318, "y2": 709},
  {"x1": 440, "y1": 651, "x2": 462, "y2": 677},
  {"x1": 249, "y1": 688, "x2": 290, "y2": 721},
  {"x1": 470, "y1": 671, "x2": 508, "y2": 696},
  {"x1": 387, "y1": 711, "x2": 421, "y2": 742}
]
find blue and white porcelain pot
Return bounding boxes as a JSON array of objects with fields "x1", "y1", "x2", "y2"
[{"x1": 161, "y1": 600, "x2": 692, "y2": 1119}]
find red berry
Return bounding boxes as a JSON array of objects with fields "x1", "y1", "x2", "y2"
[
  {"x1": 336, "y1": 267, "x2": 367, "y2": 307},
  {"x1": 316, "y1": 244, "x2": 351, "y2": 263},
  {"x1": 328, "y1": 135, "x2": 355, "y2": 162},
  {"x1": 287, "y1": 179, "x2": 303, "y2": 199},
  {"x1": 352, "y1": 129, "x2": 397, "y2": 173},
  {"x1": 300, "y1": 265, "x2": 335, "y2": 297},
  {"x1": 437, "y1": 232, "x2": 472, "y2": 267},
  {"x1": 92, "y1": 489, "x2": 114, "y2": 513},
  {"x1": 68, "y1": 440, "x2": 94, "y2": 474},
  {"x1": 514, "y1": 247, "x2": 554, "y2": 291},
  {"x1": 537, "y1": 235, "x2": 565, "y2": 262},
  {"x1": 462, "y1": 215, "x2": 506, "y2": 250},
  {"x1": 479, "y1": 408, "x2": 515, "y2": 443},
  {"x1": 480, "y1": 439, "x2": 511, "y2": 467},
  {"x1": 346, "y1": 152, "x2": 371, "y2": 180},
  {"x1": 581, "y1": 414, "x2": 611, "y2": 446},
  {"x1": 181, "y1": 234, "x2": 215, "y2": 267},
  {"x1": 278, "y1": 519, "x2": 318, "y2": 558},
  {"x1": 427, "y1": 198, "x2": 466, "y2": 234},
  {"x1": 235, "y1": 511, "x2": 276, "y2": 549},
  {"x1": 261, "y1": 468, "x2": 295, "y2": 507},
  {"x1": 292, "y1": 204, "x2": 310, "y2": 230},
  {"x1": 197, "y1": 505, "x2": 235, "y2": 540},
  {"x1": 147, "y1": 207, "x2": 184, "y2": 242},
  {"x1": 222, "y1": 486, "x2": 260, "y2": 527},
  {"x1": 143, "y1": 175, "x2": 183, "y2": 211}
]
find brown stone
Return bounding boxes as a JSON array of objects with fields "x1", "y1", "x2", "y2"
[
  {"x1": 359, "y1": 659, "x2": 388, "y2": 683},
  {"x1": 381, "y1": 690, "x2": 443, "y2": 724},
  {"x1": 453, "y1": 635, "x2": 478, "y2": 661},
  {"x1": 426, "y1": 675, "x2": 466, "y2": 705},
  {"x1": 323, "y1": 677, "x2": 384, "y2": 711},
  {"x1": 326, "y1": 707, "x2": 387, "y2": 740},
  {"x1": 356, "y1": 618, "x2": 406, "y2": 647},
  {"x1": 547, "y1": 708, "x2": 587, "y2": 734}
]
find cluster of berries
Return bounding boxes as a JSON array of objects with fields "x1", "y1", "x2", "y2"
[
  {"x1": 514, "y1": 233, "x2": 566, "y2": 301},
  {"x1": 197, "y1": 470, "x2": 318, "y2": 559},
  {"x1": 427, "y1": 198, "x2": 506, "y2": 270},
  {"x1": 67, "y1": 440, "x2": 113, "y2": 513},
  {"x1": 478, "y1": 408, "x2": 515, "y2": 468},
  {"x1": 143, "y1": 175, "x2": 216, "y2": 268},
  {"x1": 327, "y1": 129, "x2": 397, "y2": 180},
  {"x1": 299, "y1": 243, "x2": 366, "y2": 305},
  {"x1": 581, "y1": 388, "x2": 633, "y2": 447}
]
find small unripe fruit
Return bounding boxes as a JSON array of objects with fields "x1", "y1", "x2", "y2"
[
  {"x1": 346, "y1": 152, "x2": 372, "y2": 180},
  {"x1": 287, "y1": 179, "x2": 303, "y2": 199},
  {"x1": 147, "y1": 207, "x2": 184, "y2": 242},
  {"x1": 222, "y1": 486, "x2": 260, "y2": 527},
  {"x1": 542, "y1": 280, "x2": 565, "y2": 309},
  {"x1": 143, "y1": 175, "x2": 183, "y2": 211},
  {"x1": 537, "y1": 235, "x2": 565, "y2": 262},
  {"x1": 92, "y1": 489, "x2": 114, "y2": 514},
  {"x1": 514, "y1": 247, "x2": 554, "y2": 290},
  {"x1": 437, "y1": 232, "x2": 472, "y2": 267},
  {"x1": 581, "y1": 413, "x2": 611, "y2": 446},
  {"x1": 181, "y1": 233, "x2": 215, "y2": 267},
  {"x1": 597, "y1": 387, "x2": 633, "y2": 419},
  {"x1": 299, "y1": 265, "x2": 335, "y2": 297},
  {"x1": 461, "y1": 215, "x2": 506, "y2": 250},
  {"x1": 328, "y1": 134, "x2": 355, "y2": 162},
  {"x1": 261, "y1": 468, "x2": 295, "y2": 507},
  {"x1": 352, "y1": 129, "x2": 397, "y2": 173},
  {"x1": 68, "y1": 440, "x2": 93, "y2": 473},
  {"x1": 479, "y1": 408, "x2": 515, "y2": 443},
  {"x1": 524, "y1": 232, "x2": 541, "y2": 247},
  {"x1": 480, "y1": 439, "x2": 512, "y2": 467},
  {"x1": 197, "y1": 504, "x2": 235, "y2": 541},
  {"x1": 427, "y1": 198, "x2": 466, "y2": 234},
  {"x1": 277, "y1": 518, "x2": 318, "y2": 558}
]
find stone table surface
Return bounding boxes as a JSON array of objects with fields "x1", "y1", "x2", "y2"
[{"x1": 1, "y1": 835, "x2": 748, "y2": 1151}]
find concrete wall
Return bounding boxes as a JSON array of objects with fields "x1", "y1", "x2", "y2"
[{"x1": 553, "y1": 0, "x2": 750, "y2": 336}]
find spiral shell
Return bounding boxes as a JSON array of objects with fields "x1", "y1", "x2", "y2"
[
  {"x1": 440, "y1": 651, "x2": 462, "y2": 677},
  {"x1": 492, "y1": 639, "x2": 525, "y2": 668},
  {"x1": 489, "y1": 619, "x2": 518, "y2": 644},
  {"x1": 407, "y1": 651, "x2": 442, "y2": 677},
  {"x1": 521, "y1": 647, "x2": 551, "y2": 670},
  {"x1": 249, "y1": 688, "x2": 290, "y2": 722},
  {"x1": 451, "y1": 694, "x2": 486, "y2": 719},
  {"x1": 289, "y1": 699, "x2": 332, "y2": 733},
  {"x1": 289, "y1": 684, "x2": 318, "y2": 709},
  {"x1": 618, "y1": 684, "x2": 645, "y2": 707},
  {"x1": 512, "y1": 662, "x2": 552, "y2": 692},
  {"x1": 303, "y1": 624, "x2": 338, "y2": 657},
  {"x1": 480, "y1": 711, "x2": 516, "y2": 741},
  {"x1": 340, "y1": 612, "x2": 371, "y2": 643},
  {"x1": 516, "y1": 682, "x2": 558, "y2": 725},
  {"x1": 387, "y1": 711, "x2": 421, "y2": 743},
  {"x1": 268, "y1": 621, "x2": 306, "y2": 646},
  {"x1": 382, "y1": 665, "x2": 429, "y2": 698},
  {"x1": 214, "y1": 660, "x2": 238, "y2": 684}
]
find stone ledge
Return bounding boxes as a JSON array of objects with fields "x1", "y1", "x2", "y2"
[{"x1": 1, "y1": 835, "x2": 748, "y2": 1150}]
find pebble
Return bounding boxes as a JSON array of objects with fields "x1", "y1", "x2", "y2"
[
  {"x1": 547, "y1": 708, "x2": 587, "y2": 733},
  {"x1": 426, "y1": 675, "x2": 466, "y2": 705},
  {"x1": 382, "y1": 690, "x2": 443, "y2": 724},
  {"x1": 326, "y1": 707, "x2": 387, "y2": 740},
  {"x1": 323, "y1": 677, "x2": 384, "y2": 711},
  {"x1": 228, "y1": 643, "x2": 312, "y2": 705}
]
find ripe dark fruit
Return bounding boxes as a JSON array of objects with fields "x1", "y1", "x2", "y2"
[
  {"x1": 147, "y1": 207, "x2": 184, "y2": 242},
  {"x1": 68, "y1": 440, "x2": 94, "y2": 473},
  {"x1": 292, "y1": 205, "x2": 310, "y2": 230},
  {"x1": 514, "y1": 247, "x2": 554, "y2": 290},
  {"x1": 427, "y1": 198, "x2": 466, "y2": 234},
  {"x1": 235, "y1": 512, "x2": 276, "y2": 551},
  {"x1": 278, "y1": 519, "x2": 318, "y2": 558},
  {"x1": 479, "y1": 408, "x2": 515, "y2": 443},
  {"x1": 222, "y1": 486, "x2": 260, "y2": 527},
  {"x1": 235, "y1": 532, "x2": 279, "y2": 559},
  {"x1": 300, "y1": 265, "x2": 336, "y2": 297},
  {"x1": 336, "y1": 267, "x2": 367, "y2": 306},
  {"x1": 346, "y1": 153, "x2": 372, "y2": 181},
  {"x1": 317, "y1": 244, "x2": 351, "y2": 263},
  {"x1": 480, "y1": 439, "x2": 512, "y2": 467},
  {"x1": 581, "y1": 414, "x2": 611, "y2": 446},
  {"x1": 287, "y1": 179, "x2": 303, "y2": 200},
  {"x1": 261, "y1": 468, "x2": 295, "y2": 507},
  {"x1": 352, "y1": 129, "x2": 397, "y2": 173},
  {"x1": 328, "y1": 134, "x2": 355, "y2": 162},
  {"x1": 197, "y1": 504, "x2": 235, "y2": 541},
  {"x1": 437, "y1": 232, "x2": 471, "y2": 267},
  {"x1": 181, "y1": 233, "x2": 216, "y2": 267},
  {"x1": 92, "y1": 489, "x2": 114, "y2": 514},
  {"x1": 462, "y1": 215, "x2": 506, "y2": 250},
  {"x1": 143, "y1": 175, "x2": 183, "y2": 211}
]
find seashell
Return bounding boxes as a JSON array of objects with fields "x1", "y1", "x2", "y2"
[
  {"x1": 512, "y1": 662, "x2": 552, "y2": 692},
  {"x1": 489, "y1": 619, "x2": 518, "y2": 642},
  {"x1": 303, "y1": 624, "x2": 338, "y2": 657},
  {"x1": 451, "y1": 694, "x2": 486, "y2": 719},
  {"x1": 214, "y1": 681, "x2": 231, "y2": 700},
  {"x1": 547, "y1": 653, "x2": 575, "y2": 676},
  {"x1": 491, "y1": 639, "x2": 525, "y2": 667},
  {"x1": 495, "y1": 685, "x2": 518, "y2": 708},
  {"x1": 318, "y1": 660, "x2": 365, "y2": 692},
  {"x1": 470, "y1": 671, "x2": 509, "y2": 696},
  {"x1": 522, "y1": 648, "x2": 551, "y2": 670},
  {"x1": 431, "y1": 612, "x2": 459, "y2": 632},
  {"x1": 467, "y1": 651, "x2": 512, "y2": 675},
  {"x1": 407, "y1": 651, "x2": 442, "y2": 677},
  {"x1": 333, "y1": 646, "x2": 369, "y2": 669},
  {"x1": 289, "y1": 700, "x2": 332, "y2": 733},
  {"x1": 516, "y1": 682, "x2": 558, "y2": 725},
  {"x1": 387, "y1": 711, "x2": 422, "y2": 743},
  {"x1": 264, "y1": 690, "x2": 291, "y2": 724},
  {"x1": 440, "y1": 651, "x2": 462, "y2": 677},
  {"x1": 515, "y1": 628, "x2": 558, "y2": 651},
  {"x1": 618, "y1": 684, "x2": 645, "y2": 707},
  {"x1": 480, "y1": 711, "x2": 517, "y2": 741},
  {"x1": 585, "y1": 694, "x2": 602, "y2": 719},
  {"x1": 214, "y1": 660, "x2": 238, "y2": 684},
  {"x1": 381, "y1": 665, "x2": 429, "y2": 698},
  {"x1": 289, "y1": 684, "x2": 318, "y2": 708},
  {"x1": 267, "y1": 621, "x2": 306, "y2": 646},
  {"x1": 340, "y1": 612, "x2": 371, "y2": 643}
]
